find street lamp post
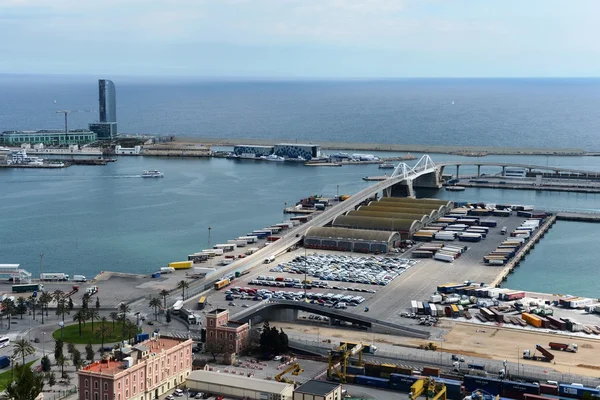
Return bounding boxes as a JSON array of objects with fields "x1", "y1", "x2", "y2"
[
  {"x1": 40, "y1": 253, "x2": 44, "y2": 279},
  {"x1": 42, "y1": 332, "x2": 46, "y2": 356}
]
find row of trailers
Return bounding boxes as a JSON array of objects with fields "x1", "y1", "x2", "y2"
[{"x1": 484, "y1": 218, "x2": 542, "y2": 265}]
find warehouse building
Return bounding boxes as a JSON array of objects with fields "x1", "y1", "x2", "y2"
[
  {"x1": 0, "y1": 129, "x2": 97, "y2": 146},
  {"x1": 186, "y1": 370, "x2": 294, "y2": 400},
  {"x1": 332, "y1": 215, "x2": 420, "y2": 238},
  {"x1": 233, "y1": 145, "x2": 274, "y2": 157},
  {"x1": 274, "y1": 143, "x2": 321, "y2": 160},
  {"x1": 293, "y1": 381, "x2": 342, "y2": 400},
  {"x1": 305, "y1": 226, "x2": 400, "y2": 253}
]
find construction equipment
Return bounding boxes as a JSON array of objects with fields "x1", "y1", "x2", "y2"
[
  {"x1": 522, "y1": 344, "x2": 554, "y2": 362},
  {"x1": 327, "y1": 342, "x2": 364, "y2": 383},
  {"x1": 274, "y1": 363, "x2": 303, "y2": 384},
  {"x1": 56, "y1": 109, "x2": 95, "y2": 133},
  {"x1": 409, "y1": 377, "x2": 447, "y2": 400}
]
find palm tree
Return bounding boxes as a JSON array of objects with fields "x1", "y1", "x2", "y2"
[
  {"x1": 39, "y1": 291, "x2": 53, "y2": 321},
  {"x1": 16, "y1": 297, "x2": 26, "y2": 319},
  {"x1": 73, "y1": 310, "x2": 87, "y2": 337},
  {"x1": 2, "y1": 299, "x2": 14, "y2": 330},
  {"x1": 124, "y1": 320, "x2": 138, "y2": 344},
  {"x1": 148, "y1": 297, "x2": 161, "y2": 321},
  {"x1": 109, "y1": 311, "x2": 119, "y2": 330},
  {"x1": 52, "y1": 289, "x2": 64, "y2": 303},
  {"x1": 12, "y1": 338, "x2": 35, "y2": 365},
  {"x1": 95, "y1": 317, "x2": 112, "y2": 349},
  {"x1": 81, "y1": 293, "x2": 90, "y2": 310},
  {"x1": 56, "y1": 298, "x2": 70, "y2": 323},
  {"x1": 177, "y1": 280, "x2": 190, "y2": 300},
  {"x1": 56, "y1": 355, "x2": 66, "y2": 377},
  {"x1": 28, "y1": 296, "x2": 37, "y2": 321},
  {"x1": 88, "y1": 310, "x2": 99, "y2": 332},
  {"x1": 118, "y1": 303, "x2": 131, "y2": 339},
  {"x1": 159, "y1": 289, "x2": 169, "y2": 309}
]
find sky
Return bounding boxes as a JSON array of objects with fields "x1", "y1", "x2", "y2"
[{"x1": 1, "y1": 0, "x2": 599, "y2": 78}]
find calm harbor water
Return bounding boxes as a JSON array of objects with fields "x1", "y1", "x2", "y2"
[{"x1": 1, "y1": 154, "x2": 599, "y2": 298}]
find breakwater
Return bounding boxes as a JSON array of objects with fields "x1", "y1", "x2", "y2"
[{"x1": 171, "y1": 137, "x2": 585, "y2": 156}]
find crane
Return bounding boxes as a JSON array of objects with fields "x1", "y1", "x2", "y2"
[
  {"x1": 56, "y1": 110, "x2": 95, "y2": 134},
  {"x1": 409, "y1": 377, "x2": 447, "y2": 400},
  {"x1": 274, "y1": 363, "x2": 303, "y2": 385},
  {"x1": 327, "y1": 342, "x2": 364, "y2": 383}
]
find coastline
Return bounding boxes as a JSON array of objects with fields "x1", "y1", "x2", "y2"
[{"x1": 171, "y1": 136, "x2": 585, "y2": 156}]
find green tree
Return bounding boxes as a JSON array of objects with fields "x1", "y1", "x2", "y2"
[
  {"x1": 5, "y1": 363, "x2": 44, "y2": 400},
  {"x1": 54, "y1": 339, "x2": 64, "y2": 362},
  {"x1": 56, "y1": 355, "x2": 67, "y2": 378},
  {"x1": 28, "y1": 296, "x2": 37, "y2": 321},
  {"x1": 88, "y1": 310, "x2": 99, "y2": 332},
  {"x1": 67, "y1": 342, "x2": 76, "y2": 355},
  {"x1": 95, "y1": 317, "x2": 112, "y2": 349},
  {"x1": 177, "y1": 280, "x2": 190, "y2": 300},
  {"x1": 85, "y1": 342, "x2": 95, "y2": 362},
  {"x1": 109, "y1": 311, "x2": 119, "y2": 330},
  {"x1": 56, "y1": 298, "x2": 70, "y2": 323},
  {"x1": 16, "y1": 297, "x2": 27, "y2": 319},
  {"x1": 165, "y1": 309, "x2": 171, "y2": 324},
  {"x1": 13, "y1": 338, "x2": 35, "y2": 365},
  {"x1": 124, "y1": 320, "x2": 138, "y2": 344},
  {"x1": 159, "y1": 289, "x2": 169, "y2": 309},
  {"x1": 205, "y1": 337, "x2": 227, "y2": 362},
  {"x1": 72, "y1": 348, "x2": 83, "y2": 370},
  {"x1": 118, "y1": 303, "x2": 131, "y2": 339},
  {"x1": 73, "y1": 309, "x2": 87, "y2": 337},
  {"x1": 149, "y1": 297, "x2": 161, "y2": 321},
  {"x1": 52, "y1": 289, "x2": 64, "y2": 303},
  {"x1": 2, "y1": 298, "x2": 14, "y2": 329},
  {"x1": 81, "y1": 293, "x2": 90, "y2": 310},
  {"x1": 96, "y1": 297, "x2": 100, "y2": 309},
  {"x1": 46, "y1": 371, "x2": 56, "y2": 387},
  {"x1": 68, "y1": 297, "x2": 74, "y2": 310},
  {"x1": 40, "y1": 355, "x2": 52, "y2": 373},
  {"x1": 38, "y1": 291, "x2": 53, "y2": 322}
]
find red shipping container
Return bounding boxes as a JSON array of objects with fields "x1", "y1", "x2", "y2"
[{"x1": 539, "y1": 383, "x2": 559, "y2": 396}]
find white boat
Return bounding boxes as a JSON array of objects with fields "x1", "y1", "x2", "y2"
[
  {"x1": 265, "y1": 154, "x2": 285, "y2": 162},
  {"x1": 378, "y1": 163, "x2": 395, "y2": 169},
  {"x1": 142, "y1": 170, "x2": 164, "y2": 178},
  {"x1": 445, "y1": 186, "x2": 466, "y2": 191}
]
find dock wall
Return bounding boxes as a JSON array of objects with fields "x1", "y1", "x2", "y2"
[
  {"x1": 454, "y1": 182, "x2": 600, "y2": 194},
  {"x1": 490, "y1": 215, "x2": 557, "y2": 288}
]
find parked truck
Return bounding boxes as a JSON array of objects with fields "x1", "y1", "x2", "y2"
[
  {"x1": 549, "y1": 342, "x2": 578, "y2": 353},
  {"x1": 72, "y1": 275, "x2": 87, "y2": 282},
  {"x1": 40, "y1": 273, "x2": 69, "y2": 281},
  {"x1": 12, "y1": 283, "x2": 43, "y2": 294},
  {"x1": 523, "y1": 345, "x2": 554, "y2": 362},
  {"x1": 340, "y1": 341, "x2": 378, "y2": 354}
]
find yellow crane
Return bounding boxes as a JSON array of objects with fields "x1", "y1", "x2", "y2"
[
  {"x1": 409, "y1": 377, "x2": 447, "y2": 400},
  {"x1": 327, "y1": 342, "x2": 364, "y2": 383},
  {"x1": 274, "y1": 363, "x2": 303, "y2": 384}
]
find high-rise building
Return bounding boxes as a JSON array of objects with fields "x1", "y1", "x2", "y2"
[{"x1": 89, "y1": 79, "x2": 118, "y2": 140}]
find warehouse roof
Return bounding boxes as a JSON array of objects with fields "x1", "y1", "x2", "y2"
[
  {"x1": 332, "y1": 215, "x2": 418, "y2": 232},
  {"x1": 354, "y1": 208, "x2": 433, "y2": 220},
  {"x1": 306, "y1": 226, "x2": 399, "y2": 242},
  {"x1": 295, "y1": 380, "x2": 341, "y2": 395},
  {"x1": 187, "y1": 370, "x2": 293, "y2": 394}
]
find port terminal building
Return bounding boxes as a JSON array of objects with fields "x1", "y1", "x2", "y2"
[
  {"x1": 233, "y1": 143, "x2": 321, "y2": 160},
  {"x1": 186, "y1": 370, "x2": 294, "y2": 400},
  {"x1": 305, "y1": 227, "x2": 401, "y2": 253},
  {"x1": 0, "y1": 130, "x2": 97, "y2": 146}
]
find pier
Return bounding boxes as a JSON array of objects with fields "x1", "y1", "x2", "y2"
[
  {"x1": 491, "y1": 215, "x2": 557, "y2": 288},
  {"x1": 556, "y1": 212, "x2": 600, "y2": 222}
]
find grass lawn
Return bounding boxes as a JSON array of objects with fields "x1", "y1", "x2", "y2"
[
  {"x1": 0, "y1": 360, "x2": 36, "y2": 391},
  {"x1": 52, "y1": 322, "x2": 137, "y2": 345}
]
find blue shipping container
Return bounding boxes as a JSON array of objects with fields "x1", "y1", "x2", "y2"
[
  {"x1": 464, "y1": 375, "x2": 502, "y2": 396},
  {"x1": 355, "y1": 375, "x2": 389, "y2": 390},
  {"x1": 389, "y1": 374, "x2": 420, "y2": 393},
  {"x1": 559, "y1": 384, "x2": 600, "y2": 399},
  {"x1": 434, "y1": 378, "x2": 463, "y2": 399},
  {"x1": 501, "y1": 380, "x2": 541, "y2": 397}
]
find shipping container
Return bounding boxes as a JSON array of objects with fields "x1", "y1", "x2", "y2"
[
  {"x1": 501, "y1": 380, "x2": 541, "y2": 399},
  {"x1": 355, "y1": 375, "x2": 390, "y2": 389},
  {"x1": 522, "y1": 312, "x2": 543, "y2": 328},
  {"x1": 437, "y1": 283, "x2": 463, "y2": 294},
  {"x1": 434, "y1": 252, "x2": 455, "y2": 262},
  {"x1": 538, "y1": 383, "x2": 559, "y2": 396},
  {"x1": 464, "y1": 375, "x2": 501, "y2": 395},
  {"x1": 523, "y1": 395, "x2": 554, "y2": 400},
  {"x1": 389, "y1": 374, "x2": 420, "y2": 393},
  {"x1": 558, "y1": 384, "x2": 600, "y2": 399},
  {"x1": 501, "y1": 291, "x2": 526, "y2": 301},
  {"x1": 168, "y1": 261, "x2": 193, "y2": 270},
  {"x1": 422, "y1": 367, "x2": 440, "y2": 377}
]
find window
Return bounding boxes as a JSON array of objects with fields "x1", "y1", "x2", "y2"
[
  {"x1": 133, "y1": 375, "x2": 136, "y2": 382},
  {"x1": 104, "y1": 383, "x2": 108, "y2": 391},
  {"x1": 85, "y1": 391, "x2": 89, "y2": 400},
  {"x1": 118, "y1": 383, "x2": 121, "y2": 389},
  {"x1": 219, "y1": 332, "x2": 223, "y2": 339},
  {"x1": 229, "y1": 334, "x2": 233, "y2": 340},
  {"x1": 209, "y1": 320, "x2": 213, "y2": 326},
  {"x1": 94, "y1": 382, "x2": 98, "y2": 389},
  {"x1": 94, "y1": 393, "x2": 99, "y2": 400},
  {"x1": 104, "y1": 395, "x2": 108, "y2": 400},
  {"x1": 209, "y1": 332, "x2": 213, "y2": 338},
  {"x1": 125, "y1": 391, "x2": 128, "y2": 398},
  {"x1": 85, "y1": 380, "x2": 89, "y2": 388},
  {"x1": 229, "y1": 344, "x2": 233, "y2": 351},
  {"x1": 125, "y1": 379, "x2": 128, "y2": 385},
  {"x1": 133, "y1": 386, "x2": 136, "y2": 394}
]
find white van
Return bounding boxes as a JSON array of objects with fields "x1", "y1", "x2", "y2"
[{"x1": 264, "y1": 256, "x2": 275, "y2": 264}]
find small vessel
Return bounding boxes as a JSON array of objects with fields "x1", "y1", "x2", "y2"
[
  {"x1": 265, "y1": 154, "x2": 285, "y2": 162},
  {"x1": 445, "y1": 185, "x2": 465, "y2": 191},
  {"x1": 142, "y1": 170, "x2": 164, "y2": 178},
  {"x1": 378, "y1": 162, "x2": 395, "y2": 169}
]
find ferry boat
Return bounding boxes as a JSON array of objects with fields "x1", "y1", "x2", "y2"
[
  {"x1": 142, "y1": 170, "x2": 164, "y2": 178},
  {"x1": 445, "y1": 185, "x2": 466, "y2": 191},
  {"x1": 264, "y1": 154, "x2": 285, "y2": 162},
  {"x1": 378, "y1": 162, "x2": 395, "y2": 169}
]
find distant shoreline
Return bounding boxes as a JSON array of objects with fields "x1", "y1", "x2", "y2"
[{"x1": 172, "y1": 137, "x2": 586, "y2": 156}]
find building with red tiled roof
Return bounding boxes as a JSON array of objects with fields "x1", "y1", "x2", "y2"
[{"x1": 78, "y1": 336, "x2": 193, "y2": 400}]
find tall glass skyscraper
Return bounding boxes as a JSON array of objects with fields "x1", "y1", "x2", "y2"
[
  {"x1": 90, "y1": 79, "x2": 118, "y2": 139},
  {"x1": 99, "y1": 79, "x2": 117, "y2": 123}
]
